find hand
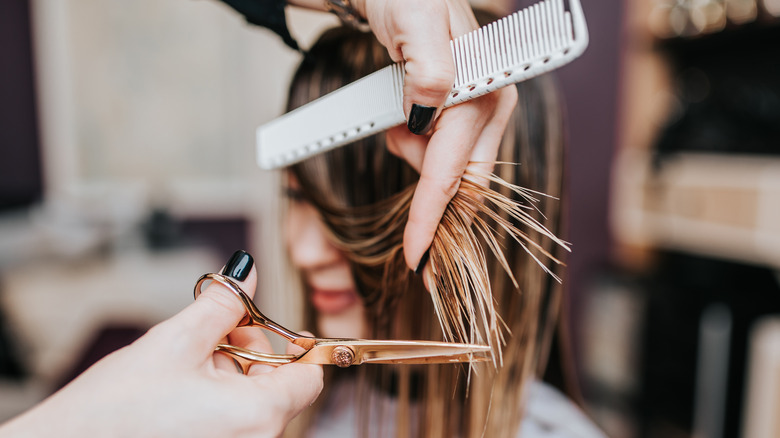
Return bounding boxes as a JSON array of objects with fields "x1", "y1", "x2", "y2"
[
  {"x1": 355, "y1": 0, "x2": 519, "y2": 273},
  {"x1": 0, "y1": 251, "x2": 322, "y2": 438}
]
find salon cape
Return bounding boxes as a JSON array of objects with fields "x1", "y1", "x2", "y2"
[{"x1": 309, "y1": 379, "x2": 607, "y2": 438}]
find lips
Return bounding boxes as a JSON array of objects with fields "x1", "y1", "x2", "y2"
[{"x1": 310, "y1": 288, "x2": 359, "y2": 315}]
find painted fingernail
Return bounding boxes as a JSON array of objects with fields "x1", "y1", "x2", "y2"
[
  {"x1": 414, "y1": 248, "x2": 430, "y2": 275},
  {"x1": 407, "y1": 104, "x2": 436, "y2": 135},
  {"x1": 222, "y1": 250, "x2": 253, "y2": 281}
]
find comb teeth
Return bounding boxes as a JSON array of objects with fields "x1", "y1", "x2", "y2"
[
  {"x1": 257, "y1": 0, "x2": 588, "y2": 169},
  {"x1": 445, "y1": 0, "x2": 585, "y2": 107},
  {"x1": 453, "y1": 0, "x2": 570, "y2": 87}
]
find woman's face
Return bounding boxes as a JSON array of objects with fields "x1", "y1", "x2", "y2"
[{"x1": 285, "y1": 173, "x2": 366, "y2": 339}]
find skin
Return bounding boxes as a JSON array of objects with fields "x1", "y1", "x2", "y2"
[
  {"x1": 0, "y1": 264, "x2": 323, "y2": 438},
  {"x1": 285, "y1": 174, "x2": 366, "y2": 339},
  {"x1": 289, "y1": 0, "x2": 519, "y2": 272}
]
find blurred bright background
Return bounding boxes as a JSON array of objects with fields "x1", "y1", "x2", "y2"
[{"x1": 2, "y1": 1, "x2": 780, "y2": 437}]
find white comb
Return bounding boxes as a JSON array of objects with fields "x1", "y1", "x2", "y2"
[{"x1": 257, "y1": 0, "x2": 589, "y2": 169}]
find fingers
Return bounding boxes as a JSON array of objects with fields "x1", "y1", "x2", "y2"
[
  {"x1": 402, "y1": 88, "x2": 517, "y2": 272},
  {"x1": 399, "y1": 0, "x2": 479, "y2": 134},
  {"x1": 230, "y1": 326, "x2": 276, "y2": 375},
  {"x1": 364, "y1": 0, "x2": 453, "y2": 132},
  {"x1": 240, "y1": 330, "x2": 313, "y2": 377},
  {"x1": 364, "y1": 0, "x2": 515, "y2": 272},
  {"x1": 386, "y1": 125, "x2": 426, "y2": 172},
  {"x1": 364, "y1": 0, "x2": 483, "y2": 134},
  {"x1": 402, "y1": 107, "x2": 479, "y2": 271},
  {"x1": 248, "y1": 331, "x2": 323, "y2": 424},
  {"x1": 255, "y1": 362, "x2": 323, "y2": 427},
  {"x1": 256, "y1": 333, "x2": 322, "y2": 420},
  {"x1": 396, "y1": 6, "x2": 453, "y2": 131},
  {"x1": 287, "y1": 331, "x2": 315, "y2": 355},
  {"x1": 160, "y1": 250, "x2": 258, "y2": 358}
]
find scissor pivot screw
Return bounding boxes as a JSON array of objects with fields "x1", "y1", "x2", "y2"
[{"x1": 331, "y1": 346, "x2": 355, "y2": 368}]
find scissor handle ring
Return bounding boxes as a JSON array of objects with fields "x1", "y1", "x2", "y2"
[
  {"x1": 193, "y1": 273, "x2": 312, "y2": 346},
  {"x1": 194, "y1": 273, "x2": 255, "y2": 327}
]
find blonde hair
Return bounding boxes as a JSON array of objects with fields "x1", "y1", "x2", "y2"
[{"x1": 284, "y1": 23, "x2": 568, "y2": 437}]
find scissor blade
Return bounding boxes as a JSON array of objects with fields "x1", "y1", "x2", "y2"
[
  {"x1": 356, "y1": 340, "x2": 491, "y2": 365},
  {"x1": 363, "y1": 351, "x2": 492, "y2": 364},
  {"x1": 296, "y1": 340, "x2": 491, "y2": 366}
]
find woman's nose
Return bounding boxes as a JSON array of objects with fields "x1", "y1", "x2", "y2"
[{"x1": 287, "y1": 204, "x2": 343, "y2": 270}]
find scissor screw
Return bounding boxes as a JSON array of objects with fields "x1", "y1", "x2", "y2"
[{"x1": 331, "y1": 346, "x2": 355, "y2": 368}]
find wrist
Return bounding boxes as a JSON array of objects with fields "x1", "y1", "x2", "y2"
[{"x1": 324, "y1": 0, "x2": 369, "y2": 30}]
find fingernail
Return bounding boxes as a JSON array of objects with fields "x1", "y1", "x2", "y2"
[
  {"x1": 222, "y1": 250, "x2": 253, "y2": 281},
  {"x1": 414, "y1": 248, "x2": 430, "y2": 275},
  {"x1": 407, "y1": 104, "x2": 436, "y2": 135}
]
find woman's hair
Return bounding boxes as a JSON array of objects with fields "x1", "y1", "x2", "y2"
[{"x1": 284, "y1": 18, "x2": 568, "y2": 437}]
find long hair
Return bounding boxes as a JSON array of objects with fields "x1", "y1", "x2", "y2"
[{"x1": 284, "y1": 22, "x2": 567, "y2": 438}]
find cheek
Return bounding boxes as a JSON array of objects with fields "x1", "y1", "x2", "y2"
[
  {"x1": 285, "y1": 203, "x2": 310, "y2": 267},
  {"x1": 284, "y1": 208, "x2": 299, "y2": 257},
  {"x1": 317, "y1": 298, "x2": 367, "y2": 339},
  {"x1": 285, "y1": 202, "x2": 351, "y2": 273}
]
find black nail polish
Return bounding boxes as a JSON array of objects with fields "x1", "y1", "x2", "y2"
[
  {"x1": 414, "y1": 249, "x2": 430, "y2": 275},
  {"x1": 407, "y1": 104, "x2": 437, "y2": 135},
  {"x1": 222, "y1": 250, "x2": 253, "y2": 281}
]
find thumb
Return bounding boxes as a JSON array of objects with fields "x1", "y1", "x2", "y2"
[
  {"x1": 389, "y1": 0, "x2": 479, "y2": 134},
  {"x1": 395, "y1": 3, "x2": 454, "y2": 135},
  {"x1": 161, "y1": 250, "x2": 258, "y2": 356}
]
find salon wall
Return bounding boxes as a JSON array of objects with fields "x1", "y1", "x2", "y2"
[
  {"x1": 539, "y1": 0, "x2": 624, "y2": 360},
  {"x1": 0, "y1": 0, "x2": 42, "y2": 211}
]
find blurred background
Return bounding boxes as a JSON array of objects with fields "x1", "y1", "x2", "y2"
[{"x1": 1, "y1": 0, "x2": 779, "y2": 437}]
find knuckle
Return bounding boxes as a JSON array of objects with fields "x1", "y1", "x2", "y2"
[
  {"x1": 407, "y1": 63, "x2": 455, "y2": 97},
  {"x1": 466, "y1": 161, "x2": 495, "y2": 177},
  {"x1": 420, "y1": 172, "x2": 461, "y2": 201},
  {"x1": 500, "y1": 86, "x2": 519, "y2": 107},
  {"x1": 386, "y1": 137, "x2": 400, "y2": 155},
  {"x1": 200, "y1": 289, "x2": 242, "y2": 316}
]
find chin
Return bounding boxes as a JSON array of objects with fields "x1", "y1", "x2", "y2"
[{"x1": 316, "y1": 301, "x2": 367, "y2": 339}]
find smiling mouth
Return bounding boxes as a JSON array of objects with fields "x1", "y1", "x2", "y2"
[{"x1": 310, "y1": 288, "x2": 359, "y2": 314}]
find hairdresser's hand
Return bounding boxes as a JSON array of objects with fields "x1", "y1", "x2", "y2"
[
  {"x1": 0, "y1": 250, "x2": 322, "y2": 438},
  {"x1": 355, "y1": 0, "x2": 519, "y2": 273}
]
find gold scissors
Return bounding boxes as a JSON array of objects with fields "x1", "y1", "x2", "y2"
[{"x1": 194, "y1": 273, "x2": 491, "y2": 372}]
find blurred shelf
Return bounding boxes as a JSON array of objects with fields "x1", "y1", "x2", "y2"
[
  {"x1": 612, "y1": 150, "x2": 780, "y2": 269},
  {"x1": 648, "y1": 0, "x2": 780, "y2": 41},
  {"x1": 606, "y1": 1, "x2": 780, "y2": 436},
  {"x1": 742, "y1": 317, "x2": 780, "y2": 438},
  {"x1": 656, "y1": 19, "x2": 780, "y2": 75}
]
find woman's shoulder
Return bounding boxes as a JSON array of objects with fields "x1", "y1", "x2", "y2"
[{"x1": 519, "y1": 381, "x2": 608, "y2": 438}]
